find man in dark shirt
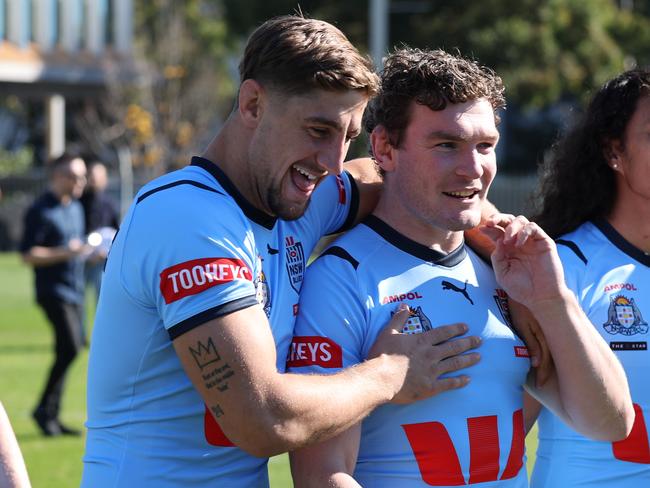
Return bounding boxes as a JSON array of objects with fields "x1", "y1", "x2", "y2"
[
  {"x1": 20, "y1": 153, "x2": 89, "y2": 436},
  {"x1": 79, "y1": 161, "x2": 119, "y2": 304}
]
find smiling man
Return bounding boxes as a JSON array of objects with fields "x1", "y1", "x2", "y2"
[
  {"x1": 288, "y1": 48, "x2": 633, "y2": 487},
  {"x1": 80, "y1": 17, "x2": 483, "y2": 488}
]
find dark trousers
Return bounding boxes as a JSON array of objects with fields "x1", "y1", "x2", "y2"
[{"x1": 35, "y1": 297, "x2": 83, "y2": 420}]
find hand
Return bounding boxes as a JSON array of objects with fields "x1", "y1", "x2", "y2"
[
  {"x1": 507, "y1": 297, "x2": 553, "y2": 387},
  {"x1": 368, "y1": 304, "x2": 481, "y2": 404},
  {"x1": 479, "y1": 214, "x2": 566, "y2": 308},
  {"x1": 67, "y1": 238, "x2": 93, "y2": 259}
]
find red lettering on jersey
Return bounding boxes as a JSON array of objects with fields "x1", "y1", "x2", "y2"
[
  {"x1": 613, "y1": 403, "x2": 650, "y2": 464},
  {"x1": 468, "y1": 415, "x2": 500, "y2": 483},
  {"x1": 402, "y1": 421, "x2": 465, "y2": 485},
  {"x1": 404, "y1": 410, "x2": 524, "y2": 485},
  {"x1": 514, "y1": 346, "x2": 530, "y2": 358},
  {"x1": 204, "y1": 406, "x2": 235, "y2": 447},
  {"x1": 286, "y1": 336, "x2": 342, "y2": 368},
  {"x1": 604, "y1": 282, "x2": 637, "y2": 293},
  {"x1": 159, "y1": 257, "x2": 252, "y2": 304},
  {"x1": 381, "y1": 291, "x2": 424, "y2": 304},
  {"x1": 335, "y1": 174, "x2": 346, "y2": 204},
  {"x1": 500, "y1": 409, "x2": 525, "y2": 479}
]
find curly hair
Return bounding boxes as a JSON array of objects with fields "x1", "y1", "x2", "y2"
[
  {"x1": 533, "y1": 69, "x2": 650, "y2": 238},
  {"x1": 363, "y1": 48, "x2": 505, "y2": 149},
  {"x1": 239, "y1": 15, "x2": 379, "y2": 98}
]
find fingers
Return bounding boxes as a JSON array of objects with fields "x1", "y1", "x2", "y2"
[
  {"x1": 433, "y1": 335, "x2": 482, "y2": 361},
  {"x1": 437, "y1": 350, "x2": 481, "y2": 375},
  {"x1": 423, "y1": 322, "x2": 469, "y2": 345},
  {"x1": 382, "y1": 303, "x2": 411, "y2": 335}
]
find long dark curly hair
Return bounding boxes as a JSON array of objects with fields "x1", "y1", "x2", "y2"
[{"x1": 533, "y1": 69, "x2": 650, "y2": 238}]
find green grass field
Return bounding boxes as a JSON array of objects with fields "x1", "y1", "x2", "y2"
[{"x1": 0, "y1": 252, "x2": 537, "y2": 487}]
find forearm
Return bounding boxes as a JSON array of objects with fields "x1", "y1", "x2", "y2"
[
  {"x1": 0, "y1": 403, "x2": 31, "y2": 488},
  {"x1": 528, "y1": 290, "x2": 633, "y2": 440}
]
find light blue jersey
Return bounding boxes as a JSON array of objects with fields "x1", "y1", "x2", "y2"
[
  {"x1": 289, "y1": 216, "x2": 531, "y2": 487},
  {"x1": 531, "y1": 219, "x2": 650, "y2": 487},
  {"x1": 81, "y1": 156, "x2": 356, "y2": 487}
]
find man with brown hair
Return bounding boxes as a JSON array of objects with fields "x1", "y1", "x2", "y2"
[
  {"x1": 81, "y1": 18, "x2": 481, "y2": 487},
  {"x1": 288, "y1": 48, "x2": 633, "y2": 487}
]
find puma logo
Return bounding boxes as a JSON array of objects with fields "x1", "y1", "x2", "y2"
[
  {"x1": 267, "y1": 244, "x2": 279, "y2": 255},
  {"x1": 441, "y1": 280, "x2": 474, "y2": 305}
]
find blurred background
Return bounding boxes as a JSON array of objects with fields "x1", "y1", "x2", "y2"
[
  {"x1": 0, "y1": 0, "x2": 649, "y2": 247},
  {"x1": 0, "y1": 1, "x2": 649, "y2": 486}
]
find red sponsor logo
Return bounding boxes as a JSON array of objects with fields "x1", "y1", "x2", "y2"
[
  {"x1": 514, "y1": 346, "x2": 530, "y2": 358},
  {"x1": 160, "y1": 257, "x2": 252, "y2": 304},
  {"x1": 287, "y1": 336, "x2": 342, "y2": 368},
  {"x1": 604, "y1": 282, "x2": 638, "y2": 293},
  {"x1": 204, "y1": 406, "x2": 235, "y2": 447},
  {"x1": 335, "y1": 175, "x2": 346, "y2": 204},
  {"x1": 381, "y1": 291, "x2": 424, "y2": 304}
]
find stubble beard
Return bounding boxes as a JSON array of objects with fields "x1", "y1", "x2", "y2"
[{"x1": 267, "y1": 185, "x2": 310, "y2": 221}]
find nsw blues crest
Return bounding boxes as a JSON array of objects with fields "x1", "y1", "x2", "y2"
[
  {"x1": 603, "y1": 294, "x2": 648, "y2": 336},
  {"x1": 402, "y1": 306, "x2": 433, "y2": 334},
  {"x1": 285, "y1": 236, "x2": 305, "y2": 294}
]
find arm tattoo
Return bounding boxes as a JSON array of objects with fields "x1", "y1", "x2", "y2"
[
  {"x1": 210, "y1": 404, "x2": 225, "y2": 418},
  {"x1": 188, "y1": 337, "x2": 235, "y2": 391}
]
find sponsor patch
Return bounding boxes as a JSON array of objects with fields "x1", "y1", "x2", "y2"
[
  {"x1": 160, "y1": 257, "x2": 252, "y2": 304},
  {"x1": 381, "y1": 291, "x2": 424, "y2": 304},
  {"x1": 287, "y1": 336, "x2": 342, "y2": 368},
  {"x1": 610, "y1": 341, "x2": 647, "y2": 351},
  {"x1": 514, "y1": 346, "x2": 530, "y2": 358}
]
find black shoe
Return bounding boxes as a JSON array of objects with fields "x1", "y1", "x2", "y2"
[
  {"x1": 32, "y1": 409, "x2": 62, "y2": 437},
  {"x1": 56, "y1": 421, "x2": 81, "y2": 436}
]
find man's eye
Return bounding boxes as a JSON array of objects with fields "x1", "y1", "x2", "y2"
[
  {"x1": 477, "y1": 142, "x2": 494, "y2": 152},
  {"x1": 309, "y1": 127, "x2": 329, "y2": 138},
  {"x1": 436, "y1": 142, "x2": 456, "y2": 150}
]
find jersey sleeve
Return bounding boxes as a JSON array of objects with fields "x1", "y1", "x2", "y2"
[
  {"x1": 302, "y1": 171, "x2": 359, "y2": 240},
  {"x1": 287, "y1": 248, "x2": 367, "y2": 374},
  {"x1": 119, "y1": 183, "x2": 260, "y2": 339}
]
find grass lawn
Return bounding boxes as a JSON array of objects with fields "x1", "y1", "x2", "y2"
[{"x1": 0, "y1": 251, "x2": 537, "y2": 487}]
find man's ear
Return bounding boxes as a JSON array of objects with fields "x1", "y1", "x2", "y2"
[
  {"x1": 370, "y1": 126, "x2": 397, "y2": 172},
  {"x1": 238, "y1": 79, "x2": 265, "y2": 128}
]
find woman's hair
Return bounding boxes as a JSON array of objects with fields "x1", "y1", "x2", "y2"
[{"x1": 533, "y1": 69, "x2": 650, "y2": 238}]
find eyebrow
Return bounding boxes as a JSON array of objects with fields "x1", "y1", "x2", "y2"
[{"x1": 425, "y1": 130, "x2": 499, "y2": 141}]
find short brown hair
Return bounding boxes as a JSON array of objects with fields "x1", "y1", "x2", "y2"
[
  {"x1": 239, "y1": 15, "x2": 379, "y2": 97},
  {"x1": 364, "y1": 48, "x2": 505, "y2": 148}
]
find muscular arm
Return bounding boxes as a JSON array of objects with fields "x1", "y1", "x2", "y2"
[
  {"x1": 291, "y1": 424, "x2": 361, "y2": 488},
  {"x1": 0, "y1": 402, "x2": 31, "y2": 488},
  {"x1": 173, "y1": 304, "x2": 476, "y2": 457},
  {"x1": 485, "y1": 215, "x2": 633, "y2": 441}
]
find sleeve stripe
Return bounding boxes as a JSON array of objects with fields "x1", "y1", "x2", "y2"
[
  {"x1": 167, "y1": 295, "x2": 259, "y2": 340},
  {"x1": 318, "y1": 246, "x2": 359, "y2": 269},
  {"x1": 330, "y1": 170, "x2": 360, "y2": 235},
  {"x1": 556, "y1": 239, "x2": 588, "y2": 265}
]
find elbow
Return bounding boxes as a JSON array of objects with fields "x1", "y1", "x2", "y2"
[
  {"x1": 225, "y1": 413, "x2": 308, "y2": 458},
  {"x1": 577, "y1": 401, "x2": 635, "y2": 442}
]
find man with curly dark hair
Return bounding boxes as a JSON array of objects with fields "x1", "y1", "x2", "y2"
[
  {"x1": 288, "y1": 48, "x2": 633, "y2": 487},
  {"x1": 529, "y1": 69, "x2": 650, "y2": 487}
]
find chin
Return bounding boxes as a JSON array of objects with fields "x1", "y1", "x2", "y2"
[{"x1": 273, "y1": 200, "x2": 310, "y2": 221}]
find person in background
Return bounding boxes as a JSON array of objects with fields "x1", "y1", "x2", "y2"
[
  {"x1": 529, "y1": 69, "x2": 650, "y2": 487},
  {"x1": 0, "y1": 402, "x2": 31, "y2": 488},
  {"x1": 79, "y1": 161, "x2": 120, "y2": 304},
  {"x1": 20, "y1": 152, "x2": 89, "y2": 437},
  {"x1": 288, "y1": 47, "x2": 634, "y2": 487}
]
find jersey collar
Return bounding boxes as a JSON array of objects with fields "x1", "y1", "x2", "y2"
[
  {"x1": 191, "y1": 156, "x2": 276, "y2": 229},
  {"x1": 593, "y1": 218, "x2": 650, "y2": 267},
  {"x1": 363, "y1": 215, "x2": 467, "y2": 267}
]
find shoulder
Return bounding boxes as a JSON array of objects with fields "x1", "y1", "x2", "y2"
[
  {"x1": 556, "y1": 222, "x2": 604, "y2": 268},
  {"x1": 312, "y1": 223, "x2": 388, "y2": 274}
]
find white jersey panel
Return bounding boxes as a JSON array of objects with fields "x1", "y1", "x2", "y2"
[
  {"x1": 82, "y1": 156, "x2": 355, "y2": 487},
  {"x1": 289, "y1": 217, "x2": 530, "y2": 487},
  {"x1": 531, "y1": 220, "x2": 650, "y2": 487}
]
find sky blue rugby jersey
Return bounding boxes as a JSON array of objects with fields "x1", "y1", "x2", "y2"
[
  {"x1": 288, "y1": 215, "x2": 531, "y2": 487},
  {"x1": 531, "y1": 219, "x2": 650, "y2": 488},
  {"x1": 81, "y1": 156, "x2": 357, "y2": 487}
]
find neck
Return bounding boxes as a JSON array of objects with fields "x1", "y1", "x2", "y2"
[
  {"x1": 50, "y1": 185, "x2": 71, "y2": 205},
  {"x1": 201, "y1": 115, "x2": 265, "y2": 213},
  {"x1": 607, "y1": 197, "x2": 650, "y2": 254},
  {"x1": 373, "y1": 197, "x2": 464, "y2": 254}
]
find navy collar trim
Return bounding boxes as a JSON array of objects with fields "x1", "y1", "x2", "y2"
[
  {"x1": 593, "y1": 218, "x2": 650, "y2": 267},
  {"x1": 191, "y1": 156, "x2": 276, "y2": 229},
  {"x1": 363, "y1": 215, "x2": 467, "y2": 267}
]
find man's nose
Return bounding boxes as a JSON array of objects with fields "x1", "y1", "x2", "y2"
[{"x1": 317, "y1": 138, "x2": 348, "y2": 175}]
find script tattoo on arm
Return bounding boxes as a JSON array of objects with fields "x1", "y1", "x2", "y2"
[
  {"x1": 188, "y1": 337, "x2": 235, "y2": 392},
  {"x1": 210, "y1": 404, "x2": 224, "y2": 418}
]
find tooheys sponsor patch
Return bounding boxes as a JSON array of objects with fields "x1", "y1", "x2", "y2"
[
  {"x1": 287, "y1": 336, "x2": 342, "y2": 368},
  {"x1": 160, "y1": 257, "x2": 252, "y2": 304}
]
